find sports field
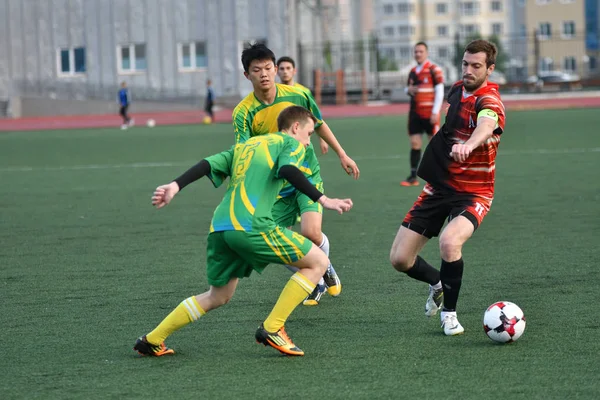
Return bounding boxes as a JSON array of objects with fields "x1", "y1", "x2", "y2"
[{"x1": 1, "y1": 108, "x2": 598, "y2": 399}]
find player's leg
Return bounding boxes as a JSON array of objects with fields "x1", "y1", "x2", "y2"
[
  {"x1": 401, "y1": 115, "x2": 424, "y2": 186},
  {"x1": 438, "y1": 197, "x2": 489, "y2": 336},
  {"x1": 391, "y1": 185, "x2": 448, "y2": 316},
  {"x1": 133, "y1": 232, "x2": 242, "y2": 356},
  {"x1": 298, "y1": 183, "x2": 342, "y2": 300},
  {"x1": 298, "y1": 210, "x2": 329, "y2": 304},
  {"x1": 252, "y1": 228, "x2": 325, "y2": 355},
  {"x1": 272, "y1": 194, "x2": 304, "y2": 276},
  {"x1": 119, "y1": 106, "x2": 128, "y2": 129}
]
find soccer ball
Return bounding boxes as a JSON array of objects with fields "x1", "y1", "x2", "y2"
[
  {"x1": 203, "y1": 116, "x2": 212, "y2": 124},
  {"x1": 146, "y1": 119, "x2": 156, "y2": 128},
  {"x1": 483, "y1": 301, "x2": 526, "y2": 343}
]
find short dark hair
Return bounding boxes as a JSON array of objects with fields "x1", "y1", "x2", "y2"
[
  {"x1": 241, "y1": 43, "x2": 276, "y2": 73},
  {"x1": 276, "y1": 56, "x2": 295, "y2": 68},
  {"x1": 414, "y1": 42, "x2": 428, "y2": 50},
  {"x1": 465, "y1": 39, "x2": 497, "y2": 67},
  {"x1": 277, "y1": 106, "x2": 317, "y2": 132}
]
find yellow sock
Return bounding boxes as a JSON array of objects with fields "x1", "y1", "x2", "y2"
[
  {"x1": 146, "y1": 296, "x2": 205, "y2": 345},
  {"x1": 263, "y1": 272, "x2": 315, "y2": 333}
]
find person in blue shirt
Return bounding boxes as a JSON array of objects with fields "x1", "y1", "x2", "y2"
[
  {"x1": 204, "y1": 79, "x2": 215, "y2": 122},
  {"x1": 118, "y1": 82, "x2": 133, "y2": 129}
]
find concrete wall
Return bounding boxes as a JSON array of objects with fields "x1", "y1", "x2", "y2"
[{"x1": 0, "y1": 0, "x2": 293, "y2": 113}]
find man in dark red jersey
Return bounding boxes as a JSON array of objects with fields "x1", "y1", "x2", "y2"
[
  {"x1": 390, "y1": 40, "x2": 505, "y2": 336},
  {"x1": 401, "y1": 42, "x2": 445, "y2": 186}
]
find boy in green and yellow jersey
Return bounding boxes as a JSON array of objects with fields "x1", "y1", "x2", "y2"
[
  {"x1": 277, "y1": 56, "x2": 330, "y2": 156},
  {"x1": 133, "y1": 106, "x2": 353, "y2": 357},
  {"x1": 232, "y1": 44, "x2": 360, "y2": 305}
]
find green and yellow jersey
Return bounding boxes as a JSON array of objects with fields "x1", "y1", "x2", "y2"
[
  {"x1": 293, "y1": 82, "x2": 312, "y2": 97},
  {"x1": 232, "y1": 83, "x2": 324, "y2": 197},
  {"x1": 206, "y1": 133, "x2": 306, "y2": 233},
  {"x1": 232, "y1": 83, "x2": 323, "y2": 144}
]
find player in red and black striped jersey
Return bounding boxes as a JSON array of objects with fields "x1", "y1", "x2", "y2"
[
  {"x1": 401, "y1": 42, "x2": 445, "y2": 186},
  {"x1": 390, "y1": 40, "x2": 506, "y2": 336}
]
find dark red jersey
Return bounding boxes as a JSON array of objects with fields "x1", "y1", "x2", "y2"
[
  {"x1": 408, "y1": 61, "x2": 445, "y2": 118},
  {"x1": 417, "y1": 81, "x2": 506, "y2": 199}
]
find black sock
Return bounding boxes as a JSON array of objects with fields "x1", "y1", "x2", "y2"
[
  {"x1": 440, "y1": 258, "x2": 464, "y2": 311},
  {"x1": 409, "y1": 149, "x2": 421, "y2": 178},
  {"x1": 405, "y1": 256, "x2": 440, "y2": 285}
]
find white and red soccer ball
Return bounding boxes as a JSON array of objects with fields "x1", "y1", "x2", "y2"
[{"x1": 483, "y1": 301, "x2": 526, "y2": 343}]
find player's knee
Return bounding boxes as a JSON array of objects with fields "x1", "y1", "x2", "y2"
[
  {"x1": 390, "y1": 250, "x2": 413, "y2": 272},
  {"x1": 210, "y1": 291, "x2": 233, "y2": 307},
  {"x1": 439, "y1": 236, "x2": 462, "y2": 260}
]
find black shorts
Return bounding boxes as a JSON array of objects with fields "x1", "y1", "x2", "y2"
[
  {"x1": 402, "y1": 184, "x2": 492, "y2": 238},
  {"x1": 408, "y1": 113, "x2": 438, "y2": 136}
]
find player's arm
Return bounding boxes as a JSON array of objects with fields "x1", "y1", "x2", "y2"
[
  {"x1": 450, "y1": 110, "x2": 498, "y2": 163},
  {"x1": 302, "y1": 92, "x2": 360, "y2": 178},
  {"x1": 431, "y1": 66, "x2": 445, "y2": 124},
  {"x1": 152, "y1": 149, "x2": 233, "y2": 208},
  {"x1": 278, "y1": 165, "x2": 353, "y2": 214},
  {"x1": 151, "y1": 160, "x2": 210, "y2": 209},
  {"x1": 315, "y1": 122, "x2": 360, "y2": 179},
  {"x1": 431, "y1": 83, "x2": 445, "y2": 123}
]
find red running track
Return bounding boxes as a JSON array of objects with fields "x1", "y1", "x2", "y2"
[{"x1": 1, "y1": 96, "x2": 599, "y2": 132}]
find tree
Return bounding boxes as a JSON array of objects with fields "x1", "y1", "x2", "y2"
[
  {"x1": 487, "y1": 34, "x2": 508, "y2": 73},
  {"x1": 377, "y1": 56, "x2": 398, "y2": 71}
]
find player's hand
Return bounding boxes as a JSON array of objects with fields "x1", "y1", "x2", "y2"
[
  {"x1": 152, "y1": 182, "x2": 180, "y2": 209},
  {"x1": 319, "y1": 138, "x2": 329, "y2": 155},
  {"x1": 450, "y1": 143, "x2": 474, "y2": 163},
  {"x1": 318, "y1": 196, "x2": 353, "y2": 215},
  {"x1": 339, "y1": 154, "x2": 360, "y2": 179},
  {"x1": 430, "y1": 113, "x2": 439, "y2": 125},
  {"x1": 407, "y1": 84, "x2": 418, "y2": 96}
]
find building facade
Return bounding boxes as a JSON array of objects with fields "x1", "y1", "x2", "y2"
[
  {"x1": 0, "y1": 0, "x2": 301, "y2": 105},
  {"x1": 525, "y1": 0, "x2": 592, "y2": 77}
]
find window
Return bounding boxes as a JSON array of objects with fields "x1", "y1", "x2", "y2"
[
  {"x1": 491, "y1": 1, "x2": 502, "y2": 11},
  {"x1": 461, "y1": 24, "x2": 480, "y2": 35},
  {"x1": 492, "y1": 23, "x2": 503, "y2": 36},
  {"x1": 178, "y1": 42, "x2": 207, "y2": 71},
  {"x1": 520, "y1": 24, "x2": 527, "y2": 37},
  {"x1": 438, "y1": 47, "x2": 448, "y2": 59},
  {"x1": 590, "y1": 56, "x2": 597, "y2": 70},
  {"x1": 383, "y1": 4, "x2": 393, "y2": 14},
  {"x1": 562, "y1": 21, "x2": 575, "y2": 38},
  {"x1": 459, "y1": 1, "x2": 479, "y2": 16},
  {"x1": 397, "y1": 3, "x2": 414, "y2": 13},
  {"x1": 539, "y1": 23, "x2": 552, "y2": 39},
  {"x1": 437, "y1": 26, "x2": 449, "y2": 37},
  {"x1": 399, "y1": 47, "x2": 411, "y2": 59},
  {"x1": 118, "y1": 44, "x2": 147, "y2": 73},
  {"x1": 57, "y1": 47, "x2": 86, "y2": 76},
  {"x1": 563, "y1": 56, "x2": 576, "y2": 72},
  {"x1": 384, "y1": 26, "x2": 394, "y2": 36},
  {"x1": 540, "y1": 57, "x2": 554, "y2": 72},
  {"x1": 436, "y1": 3, "x2": 448, "y2": 14},
  {"x1": 536, "y1": 0, "x2": 551, "y2": 4},
  {"x1": 398, "y1": 26, "x2": 415, "y2": 36},
  {"x1": 384, "y1": 48, "x2": 395, "y2": 58}
]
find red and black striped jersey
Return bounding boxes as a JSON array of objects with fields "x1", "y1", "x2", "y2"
[
  {"x1": 407, "y1": 61, "x2": 445, "y2": 118},
  {"x1": 417, "y1": 81, "x2": 506, "y2": 198}
]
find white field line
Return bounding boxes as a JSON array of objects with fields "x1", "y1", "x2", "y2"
[{"x1": 0, "y1": 147, "x2": 599, "y2": 173}]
